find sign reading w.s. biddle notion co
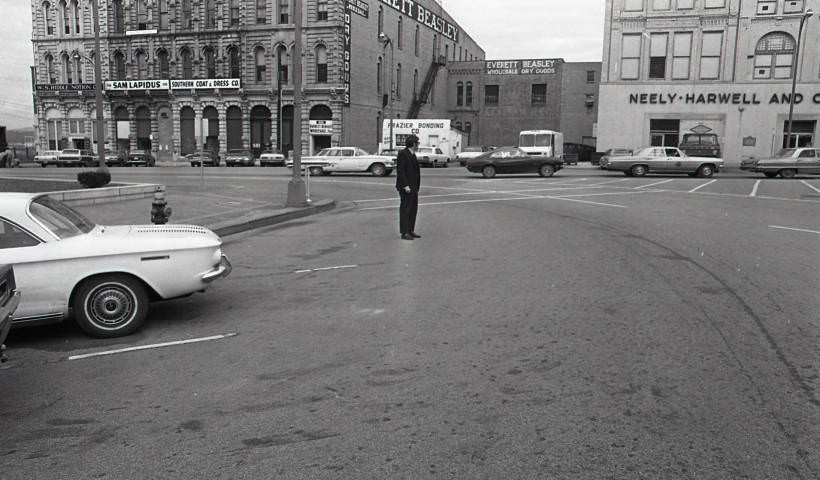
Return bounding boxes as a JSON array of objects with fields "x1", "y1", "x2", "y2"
[{"x1": 379, "y1": 0, "x2": 459, "y2": 42}]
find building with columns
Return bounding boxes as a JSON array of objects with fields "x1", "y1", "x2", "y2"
[
  {"x1": 30, "y1": 0, "x2": 484, "y2": 161},
  {"x1": 598, "y1": 0, "x2": 820, "y2": 164}
]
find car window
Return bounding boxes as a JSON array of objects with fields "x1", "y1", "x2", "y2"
[
  {"x1": 534, "y1": 134, "x2": 551, "y2": 147},
  {"x1": 340, "y1": 149, "x2": 354, "y2": 157},
  {"x1": 798, "y1": 149, "x2": 816, "y2": 158},
  {"x1": 29, "y1": 196, "x2": 95, "y2": 239},
  {"x1": 665, "y1": 148, "x2": 680, "y2": 157},
  {"x1": 435, "y1": 148, "x2": 443, "y2": 154},
  {"x1": 701, "y1": 136, "x2": 717, "y2": 145},
  {"x1": 0, "y1": 218, "x2": 41, "y2": 249}
]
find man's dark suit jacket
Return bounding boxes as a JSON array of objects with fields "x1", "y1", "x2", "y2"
[{"x1": 396, "y1": 147, "x2": 420, "y2": 193}]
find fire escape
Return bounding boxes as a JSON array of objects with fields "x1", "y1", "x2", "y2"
[{"x1": 407, "y1": 55, "x2": 447, "y2": 119}]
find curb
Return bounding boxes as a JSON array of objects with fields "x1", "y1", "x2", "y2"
[
  {"x1": 47, "y1": 183, "x2": 163, "y2": 206},
  {"x1": 211, "y1": 198, "x2": 336, "y2": 237}
]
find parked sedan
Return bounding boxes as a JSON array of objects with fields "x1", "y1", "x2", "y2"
[
  {"x1": 259, "y1": 152, "x2": 286, "y2": 167},
  {"x1": 105, "y1": 150, "x2": 127, "y2": 167},
  {"x1": 601, "y1": 146, "x2": 723, "y2": 177},
  {"x1": 58, "y1": 149, "x2": 97, "y2": 167},
  {"x1": 457, "y1": 146, "x2": 495, "y2": 167},
  {"x1": 466, "y1": 146, "x2": 563, "y2": 178},
  {"x1": 125, "y1": 149, "x2": 156, "y2": 167},
  {"x1": 225, "y1": 149, "x2": 254, "y2": 167},
  {"x1": 416, "y1": 146, "x2": 449, "y2": 167},
  {"x1": 0, "y1": 193, "x2": 231, "y2": 337},
  {"x1": 598, "y1": 148, "x2": 633, "y2": 168},
  {"x1": 289, "y1": 147, "x2": 395, "y2": 177},
  {"x1": 0, "y1": 264, "x2": 20, "y2": 362},
  {"x1": 740, "y1": 147, "x2": 820, "y2": 178},
  {"x1": 34, "y1": 150, "x2": 61, "y2": 167},
  {"x1": 187, "y1": 151, "x2": 220, "y2": 167}
]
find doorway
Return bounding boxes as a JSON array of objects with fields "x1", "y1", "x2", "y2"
[
  {"x1": 156, "y1": 106, "x2": 173, "y2": 161},
  {"x1": 782, "y1": 120, "x2": 816, "y2": 148},
  {"x1": 649, "y1": 119, "x2": 680, "y2": 147}
]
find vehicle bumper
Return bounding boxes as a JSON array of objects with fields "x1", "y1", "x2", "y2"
[
  {"x1": 1, "y1": 291, "x2": 21, "y2": 348},
  {"x1": 202, "y1": 255, "x2": 232, "y2": 283}
]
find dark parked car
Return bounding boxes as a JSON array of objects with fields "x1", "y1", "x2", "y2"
[
  {"x1": 563, "y1": 143, "x2": 596, "y2": 165},
  {"x1": 679, "y1": 133, "x2": 721, "y2": 158},
  {"x1": 466, "y1": 146, "x2": 563, "y2": 178},
  {"x1": 105, "y1": 150, "x2": 127, "y2": 167},
  {"x1": 0, "y1": 264, "x2": 21, "y2": 362},
  {"x1": 125, "y1": 149, "x2": 156, "y2": 167},
  {"x1": 187, "y1": 151, "x2": 220, "y2": 167},
  {"x1": 225, "y1": 149, "x2": 254, "y2": 167},
  {"x1": 741, "y1": 147, "x2": 820, "y2": 178}
]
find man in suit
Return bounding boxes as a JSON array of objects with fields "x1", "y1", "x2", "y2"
[{"x1": 396, "y1": 135, "x2": 421, "y2": 240}]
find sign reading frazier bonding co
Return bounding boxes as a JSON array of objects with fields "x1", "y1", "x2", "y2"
[
  {"x1": 486, "y1": 59, "x2": 559, "y2": 75},
  {"x1": 379, "y1": 0, "x2": 459, "y2": 42},
  {"x1": 104, "y1": 79, "x2": 241, "y2": 91}
]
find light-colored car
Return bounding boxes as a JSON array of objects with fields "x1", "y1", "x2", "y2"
[
  {"x1": 0, "y1": 264, "x2": 20, "y2": 362},
  {"x1": 225, "y1": 149, "x2": 254, "y2": 167},
  {"x1": 259, "y1": 152, "x2": 286, "y2": 167},
  {"x1": 288, "y1": 147, "x2": 395, "y2": 176},
  {"x1": 0, "y1": 193, "x2": 231, "y2": 338},
  {"x1": 34, "y1": 150, "x2": 61, "y2": 167},
  {"x1": 601, "y1": 146, "x2": 724, "y2": 177},
  {"x1": 416, "y1": 146, "x2": 449, "y2": 167},
  {"x1": 741, "y1": 147, "x2": 820, "y2": 178},
  {"x1": 58, "y1": 149, "x2": 97, "y2": 167},
  {"x1": 598, "y1": 148, "x2": 633, "y2": 168}
]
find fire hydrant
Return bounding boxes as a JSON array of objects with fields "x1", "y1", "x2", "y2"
[{"x1": 150, "y1": 188, "x2": 172, "y2": 224}]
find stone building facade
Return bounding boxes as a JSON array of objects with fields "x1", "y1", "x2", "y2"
[
  {"x1": 598, "y1": 0, "x2": 820, "y2": 164},
  {"x1": 30, "y1": 0, "x2": 484, "y2": 160}
]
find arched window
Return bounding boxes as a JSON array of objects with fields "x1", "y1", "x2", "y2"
[
  {"x1": 73, "y1": 53, "x2": 82, "y2": 83},
  {"x1": 45, "y1": 54, "x2": 55, "y2": 83},
  {"x1": 459, "y1": 46, "x2": 462, "y2": 61},
  {"x1": 205, "y1": 0, "x2": 216, "y2": 28},
  {"x1": 376, "y1": 56, "x2": 382, "y2": 94},
  {"x1": 228, "y1": 46, "x2": 240, "y2": 78},
  {"x1": 181, "y1": 0, "x2": 193, "y2": 29},
  {"x1": 229, "y1": 0, "x2": 240, "y2": 25},
  {"x1": 465, "y1": 122, "x2": 472, "y2": 144},
  {"x1": 159, "y1": 0, "x2": 169, "y2": 30},
  {"x1": 414, "y1": 26, "x2": 420, "y2": 57},
  {"x1": 62, "y1": 53, "x2": 72, "y2": 83},
  {"x1": 204, "y1": 47, "x2": 216, "y2": 78},
  {"x1": 157, "y1": 48, "x2": 170, "y2": 78},
  {"x1": 180, "y1": 47, "x2": 193, "y2": 79},
  {"x1": 114, "y1": 51, "x2": 126, "y2": 80},
  {"x1": 112, "y1": 0, "x2": 124, "y2": 33},
  {"x1": 413, "y1": 69, "x2": 418, "y2": 99},
  {"x1": 456, "y1": 81, "x2": 463, "y2": 106},
  {"x1": 59, "y1": 0, "x2": 69, "y2": 35},
  {"x1": 278, "y1": 0, "x2": 289, "y2": 24},
  {"x1": 315, "y1": 45, "x2": 327, "y2": 83},
  {"x1": 396, "y1": 63, "x2": 401, "y2": 99},
  {"x1": 136, "y1": 0, "x2": 149, "y2": 29},
  {"x1": 754, "y1": 32, "x2": 796, "y2": 79},
  {"x1": 397, "y1": 17, "x2": 403, "y2": 50},
  {"x1": 277, "y1": 45, "x2": 289, "y2": 86},
  {"x1": 466, "y1": 81, "x2": 473, "y2": 106},
  {"x1": 135, "y1": 50, "x2": 147, "y2": 79},
  {"x1": 43, "y1": 2, "x2": 54, "y2": 35},
  {"x1": 71, "y1": 0, "x2": 80, "y2": 34},
  {"x1": 378, "y1": 6, "x2": 383, "y2": 34},
  {"x1": 255, "y1": 46, "x2": 266, "y2": 82},
  {"x1": 445, "y1": 44, "x2": 449, "y2": 62}
]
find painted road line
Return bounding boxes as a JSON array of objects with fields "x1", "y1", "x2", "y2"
[
  {"x1": 544, "y1": 196, "x2": 627, "y2": 208},
  {"x1": 353, "y1": 186, "x2": 598, "y2": 203},
  {"x1": 68, "y1": 333, "x2": 238, "y2": 361},
  {"x1": 636, "y1": 179, "x2": 674, "y2": 189},
  {"x1": 589, "y1": 178, "x2": 631, "y2": 186},
  {"x1": 295, "y1": 265, "x2": 358, "y2": 273},
  {"x1": 800, "y1": 180, "x2": 820, "y2": 194},
  {"x1": 769, "y1": 225, "x2": 820, "y2": 235},
  {"x1": 749, "y1": 180, "x2": 761, "y2": 197},
  {"x1": 359, "y1": 194, "x2": 626, "y2": 210},
  {"x1": 688, "y1": 179, "x2": 716, "y2": 193},
  {"x1": 551, "y1": 190, "x2": 654, "y2": 199}
]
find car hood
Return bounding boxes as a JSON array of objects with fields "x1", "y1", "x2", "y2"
[{"x1": 67, "y1": 224, "x2": 223, "y2": 251}]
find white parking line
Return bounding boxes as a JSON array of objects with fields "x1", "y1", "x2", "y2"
[
  {"x1": 589, "y1": 178, "x2": 631, "y2": 186},
  {"x1": 636, "y1": 179, "x2": 674, "y2": 189},
  {"x1": 688, "y1": 179, "x2": 716, "y2": 193},
  {"x1": 295, "y1": 265, "x2": 358, "y2": 273},
  {"x1": 359, "y1": 194, "x2": 626, "y2": 210},
  {"x1": 800, "y1": 180, "x2": 820, "y2": 194},
  {"x1": 353, "y1": 185, "x2": 597, "y2": 203},
  {"x1": 749, "y1": 180, "x2": 761, "y2": 197},
  {"x1": 769, "y1": 225, "x2": 820, "y2": 235},
  {"x1": 67, "y1": 333, "x2": 237, "y2": 361}
]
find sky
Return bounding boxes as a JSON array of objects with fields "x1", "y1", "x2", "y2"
[{"x1": 0, "y1": 1, "x2": 606, "y2": 130}]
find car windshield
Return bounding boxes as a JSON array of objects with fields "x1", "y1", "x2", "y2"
[
  {"x1": 63, "y1": 149, "x2": 79, "y2": 154},
  {"x1": 776, "y1": 148, "x2": 796, "y2": 157},
  {"x1": 29, "y1": 196, "x2": 95, "y2": 239},
  {"x1": 463, "y1": 147, "x2": 482, "y2": 152},
  {"x1": 230, "y1": 150, "x2": 248, "y2": 155},
  {"x1": 315, "y1": 149, "x2": 332, "y2": 157}
]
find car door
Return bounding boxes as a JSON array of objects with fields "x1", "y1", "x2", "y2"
[
  {"x1": 663, "y1": 147, "x2": 685, "y2": 173},
  {"x1": 796, "y1": 149, "x2": 820, "y2": 174}
]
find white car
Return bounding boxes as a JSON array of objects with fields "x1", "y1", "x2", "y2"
[
  {"x1": 0, "y1": 193, "x2": 231, "y2": 338},
  {"x1": 288, "y1": 147, "x2": 395, "y2": 177},
  {"x1": 259, "y1": 152, "x2": 286, "y2": 167},
  {"x1": 416, "y1": 146, "x2": 449, "y2": 167},
  {"x1": 34, "y1": 150, "x2": 61, "y2": 167}
]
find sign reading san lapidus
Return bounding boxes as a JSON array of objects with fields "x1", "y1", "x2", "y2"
[
  {"x1": 486, "y1": 59, "x2": 560, "y2": 75},
  {"x1": 104, "y1": 79, "x2": 241, "y2": 91},
  {"x1": 105, "y1": 80, "x2": 169, "y2": 91},
  {"x1": 36, "y1": 83, "x2": 95, "y2": 92},
  {"x1": 379, "y1": 0, "x2": 459, "y2": 42}
]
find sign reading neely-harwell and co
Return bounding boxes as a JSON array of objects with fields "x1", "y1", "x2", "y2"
[
  {"x1": 379, "y1": 0, "x2": 459, "y2": 42},
  {"x1": 485, "y1": 59, "x2": 559, "y2": 75}
]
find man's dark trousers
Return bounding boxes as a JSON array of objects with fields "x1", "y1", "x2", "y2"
[{"x1": 399, "y1": 190, "x2": 418, "y2": 235}]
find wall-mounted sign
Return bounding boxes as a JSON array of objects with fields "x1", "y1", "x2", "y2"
[
  {"x1": 485, "y1": 59, "x2": 559, "y2": 75},
  {"x1": 346, "y1": 0, "x2": 369, "y2": 17},
  {"x1": 35, "y1": 83, "x2": 95, "y2": 92},
  {"x1": 309, "y1": 120, "x2": 333, "y2": 135},
  {"x1": 743, "y1": 136, "x2": 757, "y2": 147},
  {"x1": 343, "y1": 4, "x2": 352, "y2": 106},
  {"x1": 170, "y1": 78, "x2": 241, "y2": 89},
  {"x1": 105, "y1": 80, "x2": 169, "y2": 91},
  {"x1": 628, "y1": 92, "x2": 820, "y2": 105},
  {"x1": 379, "y1": 0, "x2": 459, "y2": 42}
]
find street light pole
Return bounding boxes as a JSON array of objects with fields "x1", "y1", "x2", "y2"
[
  {"x1": 379, "y1": 33, "x2": 394, "y2": 151},
  {"x1": 785, "y1": 9, "x2": 813, "y2": 149},
  {"x1": 90, "y1": 0, "x2": 108, "y2": 172},
  {"x1": 286, "y1": 0, "x2": 307, "y2": 206}
]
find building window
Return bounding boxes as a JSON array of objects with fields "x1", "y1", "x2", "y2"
[
  {"x1": 704, "y1": 0, "x2": 726, "y2": 7},
  {"x1": 783, "y1": 0, "x2": 804, "y2": 14},
  {"x1": 756, "y1": 0, "x2": 777, "y2": 15},
  {"x1": 205, "y1": 0, "x2": 216, "y2": 28},
  {"x1": 204, "y1": 47, "x2": 216, "y2": 78},
  {"x1": 413, "y1": 69, "x2": 418, "y2": 99},
  {"x1": 587, "y1": 70, "x2": 596, "y2": 83},
  {"x1": 465, "y1": 81, "x2": 473, "y2": 106},
  {"x1": 61, "y1": 53, "x2": 72, "y2": 83},
  {"x1": 414, "y1": 26, "x2": 420, "y2": 56},
  {"x1": 180, "y1": 48, "x2": 193, "y2": 79},
  {"x1": 531, "y1": 84, "x2": 547, "y2": 105},
  {"x1": 378, "y1": 6, "x2": 383, "y2": 35},
  {"x1": 485, "y1": 85, "x2": 499, "y2": 105},
  {"x1": 45, "y1": 54, "x2": 55, "y2": 83},
  {"x1": 621, "y1": 33, "x2": 641, "y2": 79},
  {"x1": 136, "y1": 0, "x2": 149, "y2": 30},
  {"x1": 255, "y1": 0, "x2": 266, "y2": 24},
  {"x1": 43, "y1": 2, "x2": 54, "y2": 35},
  {"x1": 376, "y1": 57, "x2": 382, "y2": 94},
  {"x1": 182, "y1": 0, "x2": 193, "y2": 29},
  {"x1": 277, "y1": 46, "x2": 289, "y2": 86},
  {"x1": 135, "y1": 50, "x2": 147, "y2": 79},
  {"x1": 114, "y1": 51, "x2": 126, "y2": 80},
  {"x1": 229, "y1": 0, "x2": 240, "y2": 25},
  {"x1": 71, "y1": 0, "x2": 80, "y2": 34},
  {"x1": 316, "y1": 45, "x2": 328, "y2": 83},
  {"x1": 159, "y1": 0, "x2": 169, "y2": 30},
  {"x1": 228, "y1": 47, "x2": 240, "y2": 78},
  {"x1": 456, "y1": 82, "x2": 463, "y2": 106},
  {"x1": 465, "y1": 122, "x2": 472, "y2": 144},
  {"x1": 754, "y1": 31, "x2": 794, "y2": 79},
  {"x1": 396, "y1": 63, "x2": 401, "y2": 99},
  {"x1": 158, "y1": 49, "x2": 170, "y2": 78},
  {"x1": 652, "y1": 0, "x2": 671, "y2": 10},
  {"x1": 677, "y1": 0, "x2": 694, "y2": 9},
  {"x1": 700, "y1": 31, "x2": 722, "y2": 79},
  {"x1": 255, "y1": 47, "x2": 266, "y2": 82},
  {"x1": 279, "y1": 0, "x2": 289, "y2": 24},
  {"x1": 397, "y1": 17, "x2": 403, "y2": 50},
  {"x1": 672, "y1": 32, "x2": 692, "y2": 80},
  {"x1": 624, "y1": 0, "x2": 644, "y2": 11},
  {"x1": 317, "y1": 0, "x2": 328, "y2": 21},
  {"x1": 59, "y1": 0, "x2": 69, "y2": 35},
  {"x1": 649, "y1": 33, "x2": 668, "y2": 79}
]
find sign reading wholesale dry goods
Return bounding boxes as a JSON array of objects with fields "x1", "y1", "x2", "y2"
[
  {"x1": 379, "y1": 0, "x2": 459, "y2": 42},
  {"x1": 309, "y1": 120, "x2": 333, "y2": 135},
  {"x1": 485, "y1": 59, "x2": 559, "y2": 75},
  {"x1": 346, "y1": 0, "x2": 369, "y2": 17}
]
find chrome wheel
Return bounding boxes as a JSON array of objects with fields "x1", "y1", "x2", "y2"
[
  {"x1": 779, "y1": 169, "x2": 796, "y2": 179},
  {"x1": 482, "y1": 165, "x2": 496, "y2": 178},
  {"x1": 697, "y1": 165, "x2": 714, "y2": 178},
  {"x1": 309, "y1": 166, "x2": 324, "y2": 176},
  {"x1": 631, "y1": 165, "x2": 647, "y2": 176},
  {"x1": 370, "y1": 163, "x2": 387, "y2": 176},
  {"x1": 73, "y1": 275, "x2": 148, "y2": 337},
  {"x1": 538, "y1": 164, "x2": 555, "y2": 177}
]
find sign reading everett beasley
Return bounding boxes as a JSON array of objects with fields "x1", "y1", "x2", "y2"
[
  {"x1": 379, "y1": 0, "x2": 459, "y2": 42},
  {"x1": 486, "y1": 59, "x2": 559, "y2": 75}
]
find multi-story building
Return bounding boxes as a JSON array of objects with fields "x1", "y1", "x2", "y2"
[
  {"x1": 30, "y1": 0, "x2": 484, "y2": 160},
  {"x1": 598, "y1": 0, "x2": 820, "y2": 164},
  {"x1": 446, "y1": 59, "x2": 601, "y2": 148}
]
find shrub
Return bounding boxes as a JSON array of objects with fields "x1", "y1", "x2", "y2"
[{"x1": 77, "y1": 171, "x2": 111, "y2": 188}]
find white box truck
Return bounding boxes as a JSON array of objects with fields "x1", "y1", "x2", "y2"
[{"x1": 380, "y1": 119, "x2": 467, "y2": 159}]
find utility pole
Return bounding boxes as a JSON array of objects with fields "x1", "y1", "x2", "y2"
[
  {"x1": 90, "y1": 0, "x2": 108, "y2": 172},
  {"x1": 286, "y1": 0, "x2": 307, "y2": 207},
  {"x1": 785, "y1": 9, "x2": 813, "y2": 149}
]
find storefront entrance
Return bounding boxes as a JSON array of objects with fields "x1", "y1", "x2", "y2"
[
  {"x1": 650, "y1": 119, "x2": 680, "y2": 147},
  {"x1": 783, "y1": 120, "x2": 816, "y2": 148},
  {"x1": 156, "y1": 107, "x2": 173, "y2": 162}
]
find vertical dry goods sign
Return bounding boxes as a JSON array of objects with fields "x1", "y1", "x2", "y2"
[{"x1": 344, "y1": 1, "x2": 369, "y2": 106}]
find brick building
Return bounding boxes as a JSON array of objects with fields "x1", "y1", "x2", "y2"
[
  {"x1": 598, "y1": 0, "x2": 820, "y2": 165},
  {"x1": 30, "y1": 0, "x2": 484, "y2": 160}
]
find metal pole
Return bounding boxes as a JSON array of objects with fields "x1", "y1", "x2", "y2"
[
  {"x1": 90, "y1": 0, "x2": 108, "y2": 172},
  {"x1": 389, "y1": 39, "x2": 394, "y2": 151},
  {"x1": 286, "y1": 0, "x2": 307, "y2": 207},
  {"x1": 786, "y1": 12, "x2": 811, "y2": 149}
]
